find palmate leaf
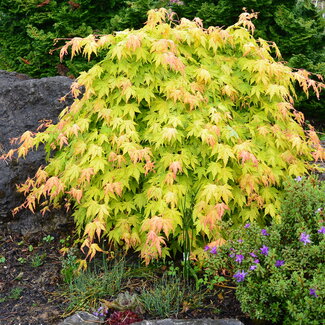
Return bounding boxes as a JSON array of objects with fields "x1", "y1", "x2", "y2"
[{"x1": 1, "y1": 8, "x2": 324, "y2": 265}]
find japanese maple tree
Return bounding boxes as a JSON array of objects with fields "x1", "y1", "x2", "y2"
[{"x1": 2, "y1": 8, "x2": 324, "y2": 264}]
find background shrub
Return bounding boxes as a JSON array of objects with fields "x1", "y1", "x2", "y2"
[{"x1": 0, "y1": 0, "x2": 164, "y2": 77}]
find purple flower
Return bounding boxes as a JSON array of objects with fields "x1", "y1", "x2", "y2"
[
  {"x1": 260, "y1": 245, "x2": 269, "y2": 256},
  {"x1": 204, "y1": 245, "x2": 210, "y2": 251},
  {"x1": 253, "y1": 259, "x2": 260, "y2": 264},
  {"x1": 244, "y1": 223, "x2": 251, "y2": 228},
  {"x1": 233, "y1": 271, "x2": 248, "y2": 282},
  {"x1": 210, "y1": 246, "x2": 217, "y2": 254},
  {"x1": 229, "y1": 253, "x2": 235, "y2": 258},
  {"x1": 275, "y1": 260, "x2": 285, "y2": 267},
  {"x1": 295, "y1": 176, "x2": 302, "y2": 182},
  {"x1": 235, "y1": 254, "x2": 244, "y2": 263},
  {"x1": 299, "y1": 232, "x2": 312, "y2": 245},
  {"x1": 250, "y1": 265, "x2": 257, "y2": 270},
  {"x1": 309, "y1": 288, "x2": 318, "y2": 297},
  {"x1": 249, "y1": 252, "x2": 257, "y2": 258},
  {"x1": 318, "y1": 227, "x2": 325, "y2": 234},
  {"x1": 261, "y1": 229, "x2": 269, "y2": 236},
  {"x1": 238, "y1": 239, "x2": 243, "y2": 243}
]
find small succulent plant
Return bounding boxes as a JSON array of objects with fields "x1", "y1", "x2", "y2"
[{"x1": 105, "y1": 310, "x2": 142, "y2": 325}]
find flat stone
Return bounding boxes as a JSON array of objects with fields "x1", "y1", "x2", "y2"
[
  {"x1": 134, "y1": 319, "x2": 244, "y2": 325},
  {"x1": 58, "y1": 311, "x2": 100, "y2": 325}
]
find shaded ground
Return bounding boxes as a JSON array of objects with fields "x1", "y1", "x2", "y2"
[
  {"x1": 0, "y1": 230, "x2": 66, "y2": 325},
  {"x1": 0, "y1": 230, "x2": 258, "y2": 325}
]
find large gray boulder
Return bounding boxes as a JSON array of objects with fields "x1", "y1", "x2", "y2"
[{"x1": 0, "y1": 70, "x2": 73, "y2": 234}]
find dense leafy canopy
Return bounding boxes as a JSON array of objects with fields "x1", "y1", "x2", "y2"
[{"x1": 1, "y1": 9, "x2": 324, "y2": 264}]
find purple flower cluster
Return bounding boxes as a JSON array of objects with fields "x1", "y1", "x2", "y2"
[
  {"x1": 318, "y1": 227, "x2": 325, "y2": 234},
  {"x1": 205, "y1": 245, "x2": 217, "y2": 254},
  {"x1": 261, "y1": 229, "x2": 270, "y2": 236},
  {"x1": 233, "y1": 271, "x2": 247, "y2": 282},
  {"x1": 93, "y1": 306, "x2": 105, "y2": 317},
  {"x1": 260, "y1": 245, "x2": 269, "y2": 256},
  {"x1": 235, "y1": 254, "x2": 244, "y2": 263},
  {"x1": 299, "y1": 232, "x2": 312, "y2": 245},
  {"x1": 309, "y1": 288, "x2": 318, "y2": 297},
  {"x1": 275, "y1": 260, "x2": 285, "y2": 267}
]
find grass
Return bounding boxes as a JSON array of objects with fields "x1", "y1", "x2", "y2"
[
  {"x1": 138, "y1": 274, "x2": 186, "y2": 318},
  {"x1": 62, "y1": 256, "x2": 126, "y2": 315},
  {"x1": 59, "y1": 251, "x2": 208, "y2": 319}
]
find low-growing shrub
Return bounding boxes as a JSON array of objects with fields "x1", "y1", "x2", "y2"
[{"x1": 203, "y1": 176, "x2": 325, "y2": 324}]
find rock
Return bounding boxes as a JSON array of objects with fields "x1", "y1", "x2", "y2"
[
  {"x1": 58, "y1": 311, "x2": 100, "y2": 325},
  {"x1": 134, "y1": 319, "x2": 244, "y2": 325},
  {"x1": 0, "y1": 70, "x2": 73, "y2": 234},
  {"x1": 57, "y1": 315, "x2": 244, "y2": 325}
]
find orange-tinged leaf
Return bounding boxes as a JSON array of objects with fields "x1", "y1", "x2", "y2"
[
  {"x1": 145, "y1": 230, "x2": 166, "y2": 256},
  {"x1": 58, "y1": 133, "x2": 68, "y2": 149},
  {"x1": 238, "y1": 150, "x2": 259, "y2": 167},
  {"x1": 44, "y1": 176, "x2": 64, "y2": 197},
  {"x1": 162, "y1": 52, "x2": 185, "y2": 72},
  {"x1": 67, "y1": 188, "x2": 83, "y2": 203},
  {"x1": 104, "y1": 182, "x2": 123, "y2": 197},
  {"x1": 202, "y1": 203, "x2": 229, "y2": 230},
  {"x1": 169, "y1": 161, "x2": 182, "y2": 179},
  {"x1": 144, "y1": 160, "x2": 155, "y2": 175},
  {"x1": 126, "y1": 34, "x2": 142, "y2": 51},
  {"x1": 35, "y1": 167, "x2": 48, "y2": 185},
  {"x1": 79, "y1": 168, "x2": 95, "y2": 183}
]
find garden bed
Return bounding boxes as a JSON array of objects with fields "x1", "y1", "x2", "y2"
[{"x1": 0, "y1": 229, "x2": 261, "y2": 325}]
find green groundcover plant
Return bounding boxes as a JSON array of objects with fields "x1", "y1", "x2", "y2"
[
  {"x1": 1, "y1": 9, "x2": 324, "y2": 265},
  {"x1": 203, "y1": 176, "x2": 325, "y2": 324}
]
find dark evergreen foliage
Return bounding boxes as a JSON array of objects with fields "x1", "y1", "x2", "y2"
[{"x1": 0, "y1": 0, "x2": 163, "y2": 77}]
